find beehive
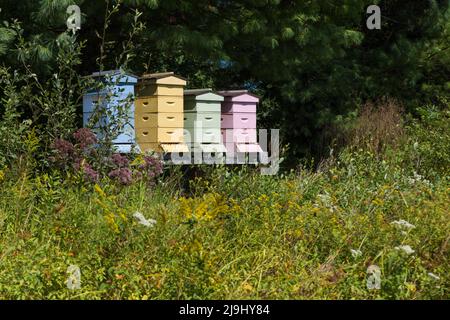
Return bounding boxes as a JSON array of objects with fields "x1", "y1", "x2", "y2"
[
  {"x1": 183, "y1": 89, "x2": 226, "y2": 155},
  {"x1": 135, "y1": 72, "x2": 188, "y2": 153},
  {"x1": 83, "y1": 70, "x2": 138, "y2": 153},
  {"x1": 218, "y1": 90, "x2": 263, "y2": 158}
]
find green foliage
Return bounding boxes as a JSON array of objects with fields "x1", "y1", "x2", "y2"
[
  {"x1": 0, "y1": 1, "x2": 448, "y2": 300},
  {"x1": 0, "y1": 27, "x2": 87, "y2": 171},
  {"x1": 0, "y1": 108, "x2": 448, "y2": 299},
  {"x1": 0, "y1": 6, "x2": 146, "y2": 170},
  {"x1": 402, "y1": 106, "x2": 450, "y2": 180},
  {"x1": 0, "y1": 67, "x2": 33, "y2": 169},
  {"x1": 0, "y1": 0, "x2": 449, "y2": 158}
]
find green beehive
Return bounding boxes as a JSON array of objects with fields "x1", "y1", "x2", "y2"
[{"x1": 183, "y1": 89, "x2": 226, "y2": 153}]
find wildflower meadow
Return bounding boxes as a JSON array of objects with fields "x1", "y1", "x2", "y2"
[
  {"x1": 0, "y1": 1, "x2": 449, "y2": 301},
  {"x1": 0, "y1": 104, "x2": 448, "y2": 299}
]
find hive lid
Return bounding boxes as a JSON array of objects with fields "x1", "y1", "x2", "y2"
[
  {"x1": 160, "y1": 143, "x2": 189, "y2": 153},
  {"x1": 91, "y1": 70, "x2": 138, "y2": 84},
  {"x1": 140, "y1": 72, "x2": 187, "y2": 86},
  {"x1": 236, "y1": 143, "x2": 264, "y2": 153},
  {"x1": 184, "y1": 89, "x2": 224, "y2": 102},
  {"x1": 184, "y1": 88, "x2": 213, "y2": 95},
  {"x1": 217, "y1": 90, "x2": 259, "y2": 103},
  {"x1": 217, "y1": 90, "x2": 249, "y2": 96}
]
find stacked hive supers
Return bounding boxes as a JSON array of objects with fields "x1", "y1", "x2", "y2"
[
  {"x1": 218, "y1": 90, "x2": 263, "y2": 155},
  {"x1": 83, "y1": 72, "x2": 267, "y2": 161},
  {"x1": 183, "y1": 89, "x2": 226, "y2": 154},
  {"x1": 82, "y1": 70, "x2": 138, "y2": 153},
  {"x1": 134, "y1": 72, "x2": 188, "y2": 153}
]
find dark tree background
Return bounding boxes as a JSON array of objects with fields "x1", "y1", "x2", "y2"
[{"x1": 0, "y1": 0, "x2": 448, "y2": 161}]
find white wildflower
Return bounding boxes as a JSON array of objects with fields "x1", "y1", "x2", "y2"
[
  {"x1": 66, "y1": 265, "x2": 81, "y2": 290},
  {"x1": 408, "y1": 171, "x2": 432, "y2": 187},
  {"x1": 395, "y1": 245, "x2": 415, "y2": 255},
  {"x1": 428, "y1": 272, "x2": 440, "y2": 280},
  {"x1": 391, "y1": 219, "x2": 415, "y2": 230},
  {"x1": 317, "y1": 193, "x2": 331, "y2": 205},
  {"x1": 133, "y1": 212, "x2": 156, "y2": 227},
  {"x1": 350, "y1": 249, "x2": 362, "y2": 258},
  {"x1": 317, "y1": 193, "x2": 338, "y2": 212},
  {"x1": 366, "y1": 265, "x2": 381, "y2": 290}
]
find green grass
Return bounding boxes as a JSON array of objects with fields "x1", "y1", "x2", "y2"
[
  {"x1": 0, "y1": 146, "x2": 448, "y2": 299},
  {"x1": 0, "y1": 106, "x2": 448, "y2": 299}
]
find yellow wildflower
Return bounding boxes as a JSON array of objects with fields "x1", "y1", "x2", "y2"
[
  {"x1": 372, "y1": 198, "x2": 384, "y2": 206},
  {"x1": 241, "y1": 282, "x2": 254, "y2": 292},
  {"x1": 179, "y1": 193, "x2": 229, "y2": 221},
  {"x1": 406, "y1": 283, "x2": 416, "y2": 293},
  {"x1": 94, "y1": 184, "x2": 106, "y2": 198},
  {"x1": 272, "y1": 203, "x2": 283, "y2": 211},
  {"x1": 311, "y1": 206, "x2": 321, "y2": 214}
]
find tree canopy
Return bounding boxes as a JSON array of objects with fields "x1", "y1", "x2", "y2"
[{"x1": 0, "y1": 0, "x2": 449, "y2": 159}]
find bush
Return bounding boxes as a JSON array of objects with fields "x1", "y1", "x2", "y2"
[
  {"x1": 49, "y1": 128, "x2": 164, "y2": 187},
  {"x1": 0, "y1": 4, "x2": 447, "y2": 300},
  {"x1": 0, "y1": 67, "x2": 34, "y2": 170},
  {"x1": 350, "y1": 99, "x2": 405, "y2": 158},
  {"x1": 402, "y1": 106, "x2": 450, "y2": 180},
  {"x1": 0, "y1": 141, "x2": 448, "y2": 299}
]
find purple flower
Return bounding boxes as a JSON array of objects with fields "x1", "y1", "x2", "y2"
[
  {"x1": 83, "y1": 163, "x2": 99, "y2": 182},
  {"x1": 73, "y1": 158, "x2": 82, "y2": 171},
  {"x1": 73, "y1": 128, "x2": 97, "y2": 148},
  {"x1": 72, "y1": 158, "x2": 99, "y2": 182},
  {"x1": 136, "y1": 155, "x2": 164, "y2": 181},
  {"x1": 143, "y1": 156, "x2": 163, "y2": 173},
  {"x1": 134, "y1": 171, "x2": 143, "y2": 180},
  {"x1": 144, "y1": 155, "x2": 157, "y2": 166},
  {"x1": 51, "y1": 139, "x2": 74, "y2": 158},
  {"x1": 154, "y1": 161, "x2": 163, "y2": 175},
  {"x1": 108, "y1": 168, "x2": 133, "y2": 185},
  {"x1": 111, "y1": 153, "x2": 129, "y2": 167}
]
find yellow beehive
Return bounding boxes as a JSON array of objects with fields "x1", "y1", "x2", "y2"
[
  {"x1": 135, "y1": 113, "x2": 184, "y2": 129},
  {"x1": 135, "y1": 127, "x2": 184, "y2": 143},
  {"x1": 135, "y1": 72, "x2": 187, "y2": 152},
  {"x1": 135, "y1": 96, "x2": 183, "y2": 113}
]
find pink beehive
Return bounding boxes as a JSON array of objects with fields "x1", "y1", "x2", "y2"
[{"x1": 218, "y1": 90, "x2": 263, "y2": 158}]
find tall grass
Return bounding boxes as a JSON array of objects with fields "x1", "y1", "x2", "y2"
[{"x1": 0, "y1": 104, "x2": 448, "y2": 299}]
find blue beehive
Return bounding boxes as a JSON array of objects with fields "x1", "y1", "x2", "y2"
[{"x1": 83, "y1": 70, "x2": 138, "y2": 153}]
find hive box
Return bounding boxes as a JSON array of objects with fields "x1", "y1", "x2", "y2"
[
  {"x1": 184, "y1": 89, "x2": 226, "y2": 157},
  {"x1": 83, "y1": 70, "x2": 138, "y2": 152},
  {"x1": 135, "y1": 72, "x2": 188, "y2": 153},
  {"x1": 218, "y1": 90, "x2": 264, "y2": 161}
]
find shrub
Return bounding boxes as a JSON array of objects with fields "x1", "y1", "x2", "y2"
[
  {"x1": 49, "y1": 128, "x2": 164, "y2": 187},
  {"x1": 401, "y1": 106, "x2": 450, "y2": 180},
  {"x1": 350, "y1": 99, "x2": 405, "y2": 158},
  {"x1": 0, "y1": 67, "x2": 33, "y2": 170},
  {"x1": 1, "y1": 142, "x2": 448, "y2": 299}
]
